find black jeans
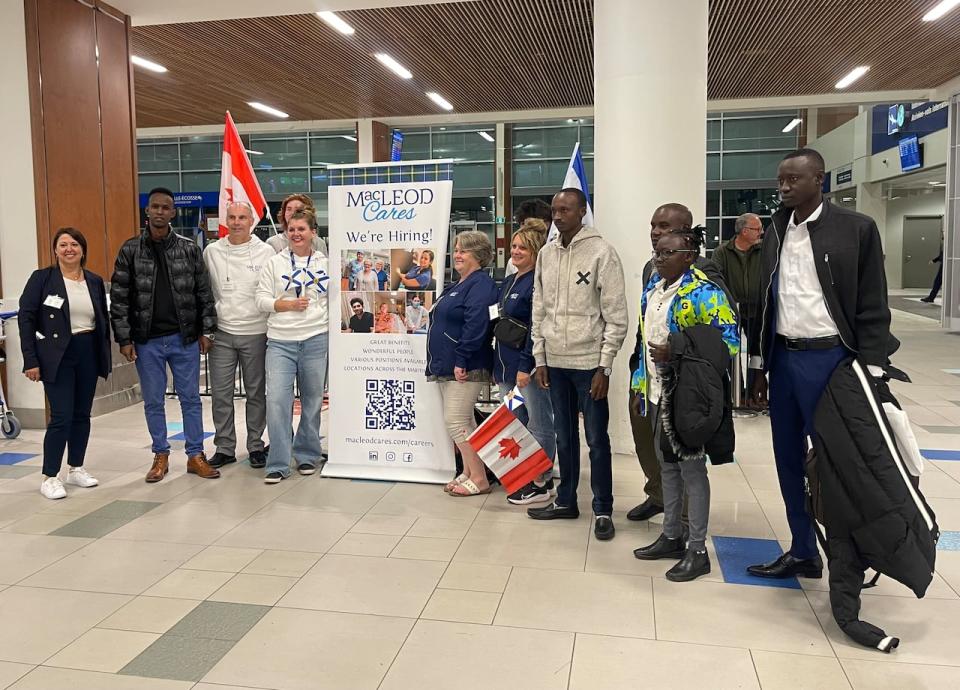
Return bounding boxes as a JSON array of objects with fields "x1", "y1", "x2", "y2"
[
  {"x1": 548, "y1": 366, "x2": 613, "y2": 515},
  {"x1": 42, "y1": 332, "x2": 99, "y2": 476}
]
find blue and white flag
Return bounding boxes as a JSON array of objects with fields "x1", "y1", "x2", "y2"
[
  {"x1": 549, "y1": 141, "x2": 594, "y2": 242},
  {"x1": 505, "y1": 386, "x2": 526, "y2": 411}
]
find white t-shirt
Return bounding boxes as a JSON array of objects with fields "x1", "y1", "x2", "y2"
[
  {"x1": 65, "y1": 278, "x2": 95, "y2": 334},
  {"x1": 643, "y1": 277, "x2": 682, "y2": 406}
]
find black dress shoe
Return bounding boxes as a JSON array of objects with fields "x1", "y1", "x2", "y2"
[
  {"x1": 666, "y1": 548, "x2": 711, "y2": 582},
  {"x1": 747, "y1": 553, "x2": 823, "y2": 579},
  {"x1": 248, "y1": 450, "x2": 267, "y2": 469},
  {"x1": 208, "y1": 452, "x2": 237, "y2": 468},
  {"x1": 527, "y1": 502, "x2": 580, "y2": 520},
  {"x1": 633, "y1": 533, "x2": 686, "y2": 560},
  {"x1": 626, "y1": 497, "x2": 664, "y2": 522},
  {"x1": 594, "y1": 515, "x2": 615, "y2": 541}
]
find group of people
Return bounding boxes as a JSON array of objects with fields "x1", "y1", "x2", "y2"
[{"x1": 343, "y1": 294, "x2": 429, "y2": 334}]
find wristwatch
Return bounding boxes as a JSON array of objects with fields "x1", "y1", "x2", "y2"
[{"x1": 598, "y1": 367, "x2": 612, "y2": 377}]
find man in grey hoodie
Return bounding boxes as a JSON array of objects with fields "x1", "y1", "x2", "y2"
[{"x1": 528, "y1": 188, "x2": 628, "y2": 541}]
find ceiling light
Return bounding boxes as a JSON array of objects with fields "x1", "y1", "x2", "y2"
[
  {"x1": 375, "y1": 53, "x2": 412, "y2": 79},
  {"x1": 841, "y1": 197, "x2": 854, "y2": 202},
  {"x1": 316, "y1": 11, "x2": 355, "y2": 34},
  {"x1": 247, "y1": 102, "x2": 289, "y2": 118},
  {"x1": 929, "y1": 181, "x2": 946, "y2": 186},
  {"x1": 835, "y1": 66, "x2": 870, "y2": 89},
  {"x1": 341, "y1": 135, "x2": 357, "y2": 142},
  {"x1": 782, "y1": 118, "x2": 802, "y2": 133},
  {"x1": 245, "y1": 149, "x2": 263, "y2": 155},
  {"x1": 131, "y1": 55, "x2": 167, "y2": 73},
  {"x1": 426, "y1": 92, "x2": 454, "y2": 111},
  {"x1": 922, "y1": 0, "x2": 960, "y2": 21},
  {"x1": 477, "y1": 131, "x2": 494, "y2": 142}
]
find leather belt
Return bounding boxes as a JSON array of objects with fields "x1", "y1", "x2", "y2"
[{"x1": 776, "y1": 334, "x2": 842, "y2": 351}]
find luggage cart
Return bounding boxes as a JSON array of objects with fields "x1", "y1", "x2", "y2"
[{"x1": 0, "y1": 304, "x2": 23, "y2": 438}]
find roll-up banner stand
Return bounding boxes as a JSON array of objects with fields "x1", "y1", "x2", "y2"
[{"x1": 324, "y1": 160, "x2": 455, "y2": 483}]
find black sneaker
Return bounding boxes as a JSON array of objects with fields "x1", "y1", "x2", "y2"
[
  {"x1": 507, "y1": 481, "x2": 553, "y2": 505},
  {"x1": 248, "y1": 450, "x2": 267, "y2": 469},
  {"x1": 264, "y1": 472, "x2": 285, "y2": 484},
  {"x1": 594, "y1": 515, "x2": 616, "y2": 541},
  {"x1": 208, "y1": 452, "x2": 237, "y2": 468},
  {"x1": 297, "y1": 463, "x2": 316, "y2": 476},
  {"x1": 527, "y1": 502, "x2": 580, "y2": 520}
]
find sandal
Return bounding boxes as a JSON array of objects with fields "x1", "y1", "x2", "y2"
[
  {"x1": 449, "y1": 478, "x2": 491, "y2": 497},
  {"x1": 444, "y1": 474, "x2": 468, "y2": 494}
]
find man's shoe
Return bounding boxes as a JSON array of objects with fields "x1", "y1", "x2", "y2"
[
  {"x1": 40, "y1": 476, "x2": 67, "y2": 500},
  {"x1": 633, "y1": 533, "x2": 687, "y2": 560},
  {"x1": 594, "y1": 515, "x2": 615, "y2": 541},
  {"x1": 248, "y1": 450, "x2": 267, "y2": 469},
  {"x1": 920, "y1": 297, "x2": 935, "y2": 303},
  {"x1": 507, "y1": 480, "x2": 553, "y2": 505},
  {"x1": 66, "y1": 467, "x2": 98, "y2": 488},
  {"x1": 747, "y1": 553, "x2": 823, "y2": 579},
  {"x1": 186, "y1": 453, "x2": 221, "y2": 479},
  {"x1": 666, "y1": 548, "x2": 711, "y2": 582},
  {"x1": 208, "y1": 452, "x2": 236, "y2": 468},
  {"x1": 297, "y1": 463, "x2": 316, "y2": 476},
  {"x1": 264, "y1": 471, "x2": 285, "y2": 484},
  {"x1": 145, "y1": 452, "x2": 169, "y2": 483},
  {"x1": 527, "y1": 502, "x2": 580, "y2": 520},
  {"x1": 626, "y1": 497, "x2": 664, "y2": 522}
]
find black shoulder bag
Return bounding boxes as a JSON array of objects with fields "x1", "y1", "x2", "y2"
[{"x1": 492, "y1": 274, "x2": 529, "y2": 350}]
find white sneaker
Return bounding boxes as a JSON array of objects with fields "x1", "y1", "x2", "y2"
[
  {"x1": 66, "y1": 467, "x2": 99, "y2": 488},
  {"x1": 41, "y1": 476, "x2": 67, "y2": 500}
]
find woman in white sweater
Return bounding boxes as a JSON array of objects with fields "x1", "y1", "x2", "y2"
[{"x1": 255, "y1": 209, "x2": 329, "y2": 483}]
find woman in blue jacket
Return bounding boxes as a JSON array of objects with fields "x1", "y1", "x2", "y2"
[
  {"x1": 19, "y1": 228, "x2": 111, "y2": 500},
  {"x1": 494, "y1": 219, "x2": 556, "y2": 505},
  {"x1": 426, "y1": 231, "x2": 498, "y2": 497}
]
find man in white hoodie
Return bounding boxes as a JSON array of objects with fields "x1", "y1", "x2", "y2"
[{"x1": 203, "y1": 201, "x2": 276, "y2": 469}]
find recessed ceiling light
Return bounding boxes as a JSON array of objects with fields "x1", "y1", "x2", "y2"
[
  {"x1": 477, "y1": 131, "x2": 494, "y2": 142},
  {"x1": 835, "y1": 66, "x2": 870, "y2": 89},
  {"x1": 247, "y1": 102, "x2": 289, "y2": 118},
  {"x1": 341, "y1": 135, "x2": 357, "y2": 142},
  {"x1": 316, "y1": 11, "x2": 355, "y2": 34},
  {"x1": 375, "y1": 53, "x2": 412, "y2": 79},
  {"x1": 782, "y1": 118, "x2": 802, "y2": 133},
  {"x1": 131, "y1": 55, "x2": 167, "y2": 73},
  {"x1": 929, "y1": 181, "x2": 946, "y2": 186},
  {"x1": 426, "y1": 92, "x2": 454, "y2": 111},
  {"x1": 923, "y1": 0, "x2": 960, "y2": 21}
]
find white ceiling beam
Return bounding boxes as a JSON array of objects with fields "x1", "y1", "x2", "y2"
[{"x1": 707, "y1": 90, "x2": 932, "y2": 112}]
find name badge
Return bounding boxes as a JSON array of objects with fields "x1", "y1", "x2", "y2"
[
  {"x1": 44, "y1": 295, "x2": 65, "y2": 309},
  {"x1": 488, "y1": 304, "x2": 500, "y2": 320},
  {"x1": 221, "y1": 281, "x2": 236, "y2": 292}
]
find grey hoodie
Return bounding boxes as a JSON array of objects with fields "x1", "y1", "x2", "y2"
[{"x1": 531, "y1": 225, "x2": 628, "y2": 370}]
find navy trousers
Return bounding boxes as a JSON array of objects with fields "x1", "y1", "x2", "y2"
[
  {"x1": 42, "y1": 332, "x2": 99, "y2": 476},
  {"x1": 768, "y1": 340, "x2": 848, "y2": 559}
]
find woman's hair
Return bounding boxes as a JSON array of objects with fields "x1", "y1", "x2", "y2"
[
  {"x1": 52, "y1": 227, "x2": 88, "y2": 268},
  {"x1": 420, "y1": 249, "x2": 435, "y2": 263},
  {"x1": 279, "y1": 194, "x2": 315, "y2": 229},
  {"x1": 455, "y1": 230, "x2": 493, "y2": 268},
  {"x1": 675, "y1": 225, "x2": 705, "y2": 254},
  {"x1": 512, "y1": 219, "x2": 547, "y2": 258},
  {"x1": 287, "y1": 209, "x2": 318, "y2": 230}
]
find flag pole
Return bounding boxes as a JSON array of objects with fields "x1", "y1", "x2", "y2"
[{"x1": 264, "y1": 206, "x2": 281, "y2": 237}]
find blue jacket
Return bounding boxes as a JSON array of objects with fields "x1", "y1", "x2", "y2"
[
  {"x1": 18, "y1": 266, "x2": 112, "y2": 383},
  {"x1": 494, "y1": 270, "x2": 535, "y2": 385},
  {"x1": 426, "y1": 270, "x2": 497, "y2": 376}
]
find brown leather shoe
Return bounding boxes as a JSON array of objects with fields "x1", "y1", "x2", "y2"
[
  {"x1": 186, "y1": 453, "x2": 220, "y2": 479},
  {"x1": 145, "y1": 452, "x2": 169, "y2": 483}
]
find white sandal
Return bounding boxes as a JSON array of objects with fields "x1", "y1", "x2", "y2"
[
  {"x1": 444, "y1": 474, "x2": 468, "y2": 493},
  {"x1": 449, "y1": 478, "x2": 491, "y2": 497}
]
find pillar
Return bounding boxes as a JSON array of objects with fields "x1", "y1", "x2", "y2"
[
  {"x1": 594, "y1": 0, "x2": 708, "y2": 453},
  {"x1": 945, "y1": 94, "x2": 960, "y2": 330}
]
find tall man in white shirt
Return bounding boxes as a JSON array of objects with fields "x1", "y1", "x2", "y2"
[
  {"x1": 204, "y1": 201, "x2": 276, "y2": 469},
  {"x1": 748, "y1": 149, "x2": 891, "y2": 579}
]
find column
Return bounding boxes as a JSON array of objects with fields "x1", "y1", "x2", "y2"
[
  {"x1": 594, "y1": 0, "x2": 709, "y2": 453},
  {"x1": 945, "y1": 94, "x2": 960, "y2": 330}
]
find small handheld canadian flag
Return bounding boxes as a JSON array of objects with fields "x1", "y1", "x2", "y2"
[{"x1": 468, "y1": 404, "x2": 552, "y2": 495}]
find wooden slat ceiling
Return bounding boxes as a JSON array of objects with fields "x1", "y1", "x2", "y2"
[{"x1": 131, "y1": 0, "x2": 960, "y2": 127}]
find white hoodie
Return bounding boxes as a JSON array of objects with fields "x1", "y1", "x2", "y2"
[
  {"x1": 204, "y1": 235, "x2": 275, "y2": 335},
  {"x1": 256, "y1": 248, "x2": 330, "y2": 341}
]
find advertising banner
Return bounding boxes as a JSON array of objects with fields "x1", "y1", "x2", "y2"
[{"x1": 324, "y1": 160, "x2": 455, "y2": 483}]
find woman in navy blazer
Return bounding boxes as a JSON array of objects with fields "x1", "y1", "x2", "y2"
[{"x1": 19, "y1": 227, "x2": 111, "y2": 500}]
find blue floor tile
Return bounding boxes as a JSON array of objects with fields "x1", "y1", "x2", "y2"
[
  {"x1": 712, "y1": 536, "x2": 801, "y2": 590},
  {"x1": 169, "y1": 431, "x2": 214, "y2": 442},
  {"x1": 0, "y1": 452, "x2": 37, "y2": 465},
  {"x1": 937, "y1": 531, "x2": 960, "y2": 551},
  {"x1": 167, "y1": 422, "x2": 184, "y2": 431},
  {"x1": 921, "y1": 449, "x2": 960, "y2": 461}
]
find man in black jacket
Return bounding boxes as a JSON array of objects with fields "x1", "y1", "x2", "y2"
[
  {"x1": 747, "y1": 149, "x2": 891, "y2": 579},
  {"x1": 111, "y1": 187, "x2": 220, "y2": 483}
]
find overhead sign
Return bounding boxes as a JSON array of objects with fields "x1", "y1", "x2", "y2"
[
  {"x1": 836, "y1": 168, "x2": 853, "y2": 185},
  {"x1": 872, "y1": 101, "x2": 948, "y2": 154},
  {"x1": 138, "y1": 191, "x2": 220, "y2": 208}
]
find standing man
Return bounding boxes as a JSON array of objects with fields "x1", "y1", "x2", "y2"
[
  {"x1": 203, "y1": 201, "x2": 274, "y2": 470},
  {"x1": 711, "y1": 212, "x2": 764, "y2": 406},
  {"x1": 528, "y1": 188, "x2": 628, "y2": 541},
  {"x1": 920, "y1": 231, "x2": 943, "y2": 303},
  {"x1": 111, "y1": 187, "x2": 220, "y2": 482},
  {"x1": 747, "y1": 148, "x2": 891, "y2": 579}
]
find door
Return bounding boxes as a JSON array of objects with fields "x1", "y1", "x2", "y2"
[{"x1": 902, "y1": 216, "x2": 943, "y2": 289}]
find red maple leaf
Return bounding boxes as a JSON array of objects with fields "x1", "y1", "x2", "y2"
[{"x1": 498, "y1": 437, "x2": 521, "y2": 460}]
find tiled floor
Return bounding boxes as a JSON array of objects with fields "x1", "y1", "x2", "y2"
[{"x1": 1, "y1": 305, "x2": 959, "y2": 689}]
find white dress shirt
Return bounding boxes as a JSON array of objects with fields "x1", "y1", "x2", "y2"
[
  {"x1": 643, "y1": 277, "x2": 682, "y2": 406},
  {"x1": 776, "y1": 203, "x2": 839, "y2": 339}
]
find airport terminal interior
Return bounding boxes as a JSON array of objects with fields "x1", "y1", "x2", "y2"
[{"x1": 1, "y1": 1, "x2": 960, "y2": 689}]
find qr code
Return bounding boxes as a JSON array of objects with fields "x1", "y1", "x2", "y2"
[{"x1": 365, "y1": 379, "x2": 416, "y2": 431}]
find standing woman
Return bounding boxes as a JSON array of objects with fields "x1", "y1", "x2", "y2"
[
  {"x1": 256, "y1": 209, "x2": 330, "y2": 483},
  {"x1": 266, "y1": 193, "x2": 328, "y2": 256},
  {"x1": 426, "y1": 231, "x2": 499, "y2": 497},
  {"x1": 18, "y1": 228, "x2": 111, "y2": 499}
]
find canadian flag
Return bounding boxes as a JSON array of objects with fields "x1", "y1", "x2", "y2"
[
  {"x1": 218, "y1": 111, "x2": 268, "y2": 237},
  {"x1": 468, "y1": 404, "x2": 552, "y2": 494}
]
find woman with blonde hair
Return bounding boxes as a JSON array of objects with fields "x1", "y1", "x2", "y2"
[{"x1": 266, "y1": 193, "x2": 328, "y2": 256}]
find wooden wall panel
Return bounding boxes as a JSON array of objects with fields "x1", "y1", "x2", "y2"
[{"x1": 371, "y1": 120, "x2": 390, "y2": 163}]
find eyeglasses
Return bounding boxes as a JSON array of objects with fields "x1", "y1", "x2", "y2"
[{"x1": 653, "y1": 249, "x2": 697, "y2": 259}]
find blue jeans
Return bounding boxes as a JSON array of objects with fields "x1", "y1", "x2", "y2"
[
  {"x1": 265, "y1": 333, "x2": 328, "y2": 476},
  {"x1": 547, "y1": 366, "x2": 613, "y2": 515},
  {"x1": 499, "y1": 377, "x2": 556, "y2": 470},
  {"x1": 135, "y1": 335, "x2": 204, "y2": 456}
]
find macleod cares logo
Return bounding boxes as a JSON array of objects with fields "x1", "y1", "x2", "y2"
[{"x1": 346, "y1": 187, "x2": 435, "y2": 222}]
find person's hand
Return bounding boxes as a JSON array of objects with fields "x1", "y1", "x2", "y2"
[
  {"x1": 120, "y1": 344, "x2": 137, "y2": 362},
  {"x1": 649, "y1": 341, "x2": 671, "y2": 364},
  {"x1": 454, "y1": 366, "x2": 468, "y2": 382},
  {"x1": 535, "y1": 366, "x2": 550, "y2": 389},
  {"x1": 24, "y1": 367, "x2": 41, "y2": 382},
  {"x1": 198, "y1": 335, "x2": 213, "y2": 355},
  {"x1": 516, "y1": 371, "x2": 531, "y2": 389},
  {"x1": 276, "y1": 297, "x2": 309, "y2": 312},
  {"x1": 630, "y1": 391, "x2": 642, "y2": 416},
  {"x1": 590, "y1": 369, "x2": 609, "y2": 400},
  {"x1": 750, "y1": 374, "x2": 768, "y2": 407}
]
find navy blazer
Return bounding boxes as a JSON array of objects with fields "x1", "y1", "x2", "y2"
[{"x1": 18, "y1": 266, "x2": 112, "y2": 383}]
